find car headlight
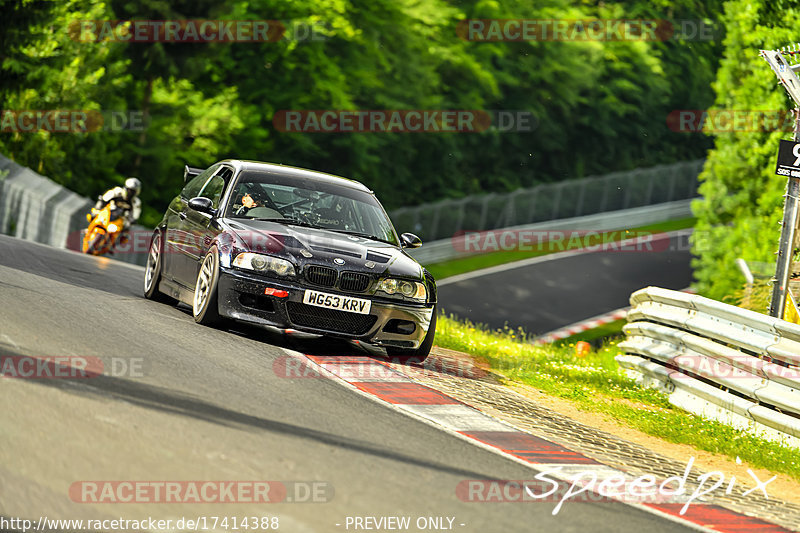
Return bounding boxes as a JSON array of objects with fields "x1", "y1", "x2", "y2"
[
  {"x1": 376, "y1": 278, "x2": 426, "y2": 301},
  {"x1": 232, "y1": 252, "x2": 295, "y2": 277}
]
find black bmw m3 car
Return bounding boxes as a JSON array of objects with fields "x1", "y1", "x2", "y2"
[{"x1": 143, "y1": 160, "x2": 437, "y2": 361}]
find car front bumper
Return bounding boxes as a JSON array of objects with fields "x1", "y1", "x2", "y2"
[{"x1": 217, "y1": 267, "x2": 434, "y2": 349}]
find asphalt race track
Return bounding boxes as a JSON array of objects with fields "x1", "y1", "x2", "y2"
[
  {"x1": 437, "y1": 231, "x2": 693, "y2": 335},
  {"x1": 0, "y1": 234, "x2": 695, "y2": 532}
]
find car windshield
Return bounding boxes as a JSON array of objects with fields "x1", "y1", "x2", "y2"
[{"x1": 226, "y1": 170, "x2": 399, "y2": 246}]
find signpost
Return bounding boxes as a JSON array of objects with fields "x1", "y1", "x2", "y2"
[
  {"x1": 775, "y1": 139, "x2": 800, "y2": 177},
  {"x1": 762, "y1": 45, "x2": 800, "y2": 318}
]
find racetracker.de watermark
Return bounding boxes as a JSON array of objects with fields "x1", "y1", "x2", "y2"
[
  {"x1": 457, "y1": 19, "x2": 718, "y2": 42},
  {"x1": 272, "y1": 110, "x2": 535, "y2": 133},
  {"x1": 451, "y1": 229, "x2": 676, "y2": 254},
  {"x1": 667, "y1": 109, "x2": 798, "y2": 133},
  {"x1": 0, "y1": 356, "x2": 145, "y2": 379},
  {"x1": 69, "y1": 481, "x2": 333, "y2": 503},
  {"x1": 67, "y1": 228, "x2": 702, "y2": 260},
  {"x1": 67, "y1": 229, "x2": 285, "y2": 257},
  {"x1": 273, "y1": 355, "x2": 489, "y2": 380},
  {"x1": 70, "y1": 20, "x2": 285, "y2": 43},
  {"x1": 0, "y1": 110, "x2": 147, "y2": 133},
  {"x1": 666, "y1": 354, "x2": 800, "y2": 381}
]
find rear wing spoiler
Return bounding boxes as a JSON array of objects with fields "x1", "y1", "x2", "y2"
[{"x1": 184, "y1": 164, "x2": 204, "y2": 183}]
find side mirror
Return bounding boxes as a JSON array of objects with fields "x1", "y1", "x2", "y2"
[
  {"x1": 400, "y1": 232, "x2": 422, "y2": 249},
  {"x1": 188, "y1": 197, "x2": 216, "y2": 216}
]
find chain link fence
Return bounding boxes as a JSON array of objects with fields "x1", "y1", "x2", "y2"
[{"x1": 389, "y1": 160, "x2": 704, "y2": 241}]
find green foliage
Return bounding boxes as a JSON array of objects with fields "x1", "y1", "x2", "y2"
[
  {"x1": 1, "y1": 0, "x2": 722, "y2": 230},
  {"x1": 691, "y1": 1, "x2": 800, "y2": 301},
  {"x1": 437, "y1": 314, "x2": 800, "y2": 480},
  {"x1": 0, "y1": 0, "x2": 55, "y2": 105},
  {"x1": 0, "y1": 0, "x2": 130, "y2": 199}
]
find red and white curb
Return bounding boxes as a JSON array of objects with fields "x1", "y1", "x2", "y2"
[
  {"x1": 535, "y1": 288, "x2": 698, "y2": 344},
  {"x1": 280, "y1": 348, "x2": 790, "y2": 533},
  {"x1": 535, "y1": 308, "x2": 630, "y2": 344}
]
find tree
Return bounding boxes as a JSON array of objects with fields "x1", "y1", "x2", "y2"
[
  {"x1": 0, "y1": 0, "x2": 130, "y2": 196},
  {"x1": 0, "y1": 0, "x2": 55, "y2": 109},
  {"x1": 690, "y1": 0, "x2": 800, "y2": 303},
  {"x1": 0, "y1": 0, "x2": 725, "y2": 228}
]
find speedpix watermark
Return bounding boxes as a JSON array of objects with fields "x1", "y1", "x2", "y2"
[
  {"x1": 0, "y1": 110, "x2": 147, "y2": 133},
  {"x1": 457, "y1": 457, "x2": 775, "y2": 515},
  {"x1": 69, "y1": 480, "x2": 333, "y2": 503},
  {"x1": 458, "y1": 19, "x2": 718, "y2": 42}
]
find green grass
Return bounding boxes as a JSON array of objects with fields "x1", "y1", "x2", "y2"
[
  {"x1": 435, "y1": 314, "x2": 800, "y2": 480},
  {"x1": 425, "y1": 217, "x2": 697, "y2": 280}
]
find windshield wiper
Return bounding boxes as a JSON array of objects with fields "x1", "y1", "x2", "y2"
[{"x1": 326, "y1": 229, "x2": 394, "y2": 245}]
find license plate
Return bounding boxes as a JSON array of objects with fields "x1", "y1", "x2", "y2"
[{"x1": 303, "y1": 290, "x2": 372, "y2": 314}]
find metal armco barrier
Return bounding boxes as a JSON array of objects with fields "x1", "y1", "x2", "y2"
[
  {"x1": 0, "y1": 154, "x2": 148, "y2": 265},
  {"x1": 618, "y1": 286, "x2": 800, "y2": 443}
]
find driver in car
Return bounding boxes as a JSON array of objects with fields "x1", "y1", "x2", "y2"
[
  {"x1": 241, "y1": 193, "x2": 260, "y2": 210},
  {"x1": 234, "y1": 186, "x2": 287, "y2": 220},
  {"x1": 233, "y1": 187, "x2": 265, "y2": 216}
]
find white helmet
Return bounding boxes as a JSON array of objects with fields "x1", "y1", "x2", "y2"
[{"x1": 125, "y1": 177, "x2": 141, "y2": 195}]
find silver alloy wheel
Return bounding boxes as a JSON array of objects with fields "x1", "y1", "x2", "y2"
[
  {"x1": 193, "y1": 254, "x2": 214, "y2": 315},
  {"x1": 144, "y1": 233, "x2": 160, "y2": 292}
]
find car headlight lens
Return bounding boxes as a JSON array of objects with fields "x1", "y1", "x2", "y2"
[
  {"x1": 233, "y1": 252, "x2": 295, "y2": 277},
  {"x1": 377, "y1": 278, "x2": 426, "y2": 301},
  {"x1": 251, "y1": 255, "x2": 267, "y2": 270},
  {"x1": 382, "y1": 279, "x2": 398, "y2": 294},
  {"x1": 400, "y1": 281, "x2": 415, "y2": 297}
]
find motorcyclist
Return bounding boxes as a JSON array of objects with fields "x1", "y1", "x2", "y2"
[{"x1": 94, "y1": 177, "x2": 142, "y2": 242}]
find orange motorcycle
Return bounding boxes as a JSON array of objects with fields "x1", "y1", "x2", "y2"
[{"x1": 82, "y1": 204, "x2": 126, "y2": 255}]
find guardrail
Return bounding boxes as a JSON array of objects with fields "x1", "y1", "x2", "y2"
[
  {"x1": 617, "y1": 286, "x2": 800, "y2": 444},
  {"x1": 0, "y1": 154, "x2": 147, "y2": 265}
]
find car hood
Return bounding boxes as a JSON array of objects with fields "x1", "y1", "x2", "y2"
[{"x1": 222, "y1": 219, "x2": 424, "y2": 279}]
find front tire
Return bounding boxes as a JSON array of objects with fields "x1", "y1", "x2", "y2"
[
  {"x1": 386, "y1": 307, "x2": 436, "y2": 364},
  {"x1": 143, "y1": 231, "x2": 177, "y2": 304},
  {"x1": 193, "y1": 247, "x2": 223, "y2": 326},
  {"x1": 85, "y1": 231, "x2": 107, "y2": 255}
]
